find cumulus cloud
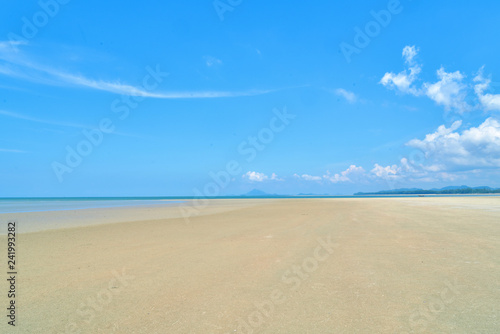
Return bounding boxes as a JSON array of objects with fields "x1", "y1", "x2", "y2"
[
  {"x1": 380, "y1": 46, "x2": 476, "y2": 113},
  {"x1": 474, "y1": 68, "x2": 500, "y2": 111},
  {"x1": 407, "y1": 118, "x2": 500, "y2": 168},
  {"x1": 293, "y1": 165, "x2": 367, "y2": 183},
  {"x1": 287, "y1": 116, "x2": 500, "y2": 185},
  {"x1": 370, "y1": 163, "x2": 400, "y2": 179},
  {"x1": 243, "y1": 171, "x2": 268, "y2": 182},
  {"x1": 290, "y1": 156, "x2": 476, "y2": 186},
  {"x1": 243, "y1": 171, "x2": 283, "y2": 182},
  {"x1": 366, "y1": 157, "x2": 460, "y2": 185},
  {"x1": 323, "y1": 165, "x2": 365, "y2": 183},
  {"x1": 320, "y1": 162, "x2": 427, "y2": 184},
  {"x1": 423, "y1": 68, "x2": 470, "y2": 112},
  {"x1": 380, "y1": 45, "x2": 421, "y2": 95},
  {"x1": 334, "y1": 88, "x2": 357, "y2": 103}
]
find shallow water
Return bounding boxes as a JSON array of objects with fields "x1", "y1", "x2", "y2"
[{"x1": 0, "y1": 198, "x2": 184, "y2": 214}]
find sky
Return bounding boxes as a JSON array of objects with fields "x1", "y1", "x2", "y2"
[{"x1": 1, "y1": 0, "x2": 500, "y2": 197}]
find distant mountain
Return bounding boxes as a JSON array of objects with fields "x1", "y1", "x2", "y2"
[
  {"x1": 355, "y1": 185, "x2": 500, "y2": 195},
  {"x1": 242, "y1": 189, "x2": 274, "y2": 197},
  {"x1": 472, "y1": 186, "x2": 493, "y2": 190},
  {"x1": 437, "y1": 185, "x2": 470, "y2": 190},
  {"x1": 386, "y1": 187, "x2": 423, "y2": 192}
]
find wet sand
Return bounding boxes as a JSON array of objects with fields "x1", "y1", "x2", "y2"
[{"x1": 1, "y1": 197, "x2": 499, "y2": 333}]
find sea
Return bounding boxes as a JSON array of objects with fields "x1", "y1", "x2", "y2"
[{"x1": 0, "y1": 197, "x2": 185, "y2": 214}]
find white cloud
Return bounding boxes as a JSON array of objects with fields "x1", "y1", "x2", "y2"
[
  {"x1": 474, "y1": 68, "x2": 500, "y2": 111},
  {"x1": 423, "y1": 68, "x2": 470, "y2": 112},
  {"x1": 380, "y1": 46, "x2": 474, "y2": 113},
  {"x1": 243, "y1": 171, "x2": 283, "y2": 182},
  {"x1": 370, "y1": 163, "x2": 400, "y2": 179},
  {"x1": 380, "y1": 45, "x2": 421, "y2": 95},
  {"x1": 0, "y1": 42, "x2": 275, "y2": 99},
  {"x1": 334, "y1": 88, "x2": 357, "y2": 103},
  {"x1": 295, "y1": 173, "x2": 322, "y2": 181},
  {"x1": 243, "y1": 171, "x2": 268, "y2": 182},
  {"x1": 380, "y1": 71, "x2": 419, "y2": 95},
  {"x1": 0, "y1": 40, "x2": 27, "y2": 51},
  {"x1": 407, "y1": 118, "x2": 500, "y2": 168},
  {"x1": 0, "y1": 109, "x2": 146, "y2": 138},
  {"x1": 323, "y1": 165, "x2": 365, "y2": 183},
  {"x1": 203, "y1": 55, "x2": 222, "y2": 67},
  {"x1": 270, "y1": 173, "x2": 284, "y2": 181},
  {"x1": 399, "y1": 157, "x2": 417, "y2": 172},
  {"x1": 290, "y1": 155, "x2": 479, "y2": 186},
  {"x1": 22, "y1": 65, "x2": 274, "y2": 99},
  {"x1": 367, "y1": 156, "x2": 449, "y2": 184},
  {"x1": 0, "y1": 109, "x2": 89, "y2": 129},
  {"x1": 402, "y1": 45, "x2": 418, "y2": 64}
]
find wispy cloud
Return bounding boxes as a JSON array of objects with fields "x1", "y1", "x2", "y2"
[
  {"x1": 334, "y1": 88, "x2": 357, "y2": 103},
  {"x1": 294, "y1": 173, "x2": 322, "y2": 181},
  {"x1": 46, "y1": 68, "x2": 276, "y2": 98},
  {"x1": 0, "y1": 109, "x2": 148, "y2": 139},
  {"x1": 0, "y1": 109, "x2": 89, "y2": 129},
  {"x1": 270, "y1": 173, "x2": 284, "y2": 181},
  {"x1": 0, "y1": 41, "x2": 276, "y2": 99},
  {"x1": 0, "y1": 40, "x2": 27, "y2": 50},
  {"x1": 203, "y1": 55, "x2": 222, "y2": 67}
]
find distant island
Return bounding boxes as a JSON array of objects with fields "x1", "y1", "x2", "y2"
[
  {"x1": 355, "y1": 185, "x2": 500, "y2": 195},
  {"x1": 242, "y1": 189, "x2": 277, "y2": 197}
]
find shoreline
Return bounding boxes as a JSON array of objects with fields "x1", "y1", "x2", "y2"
[
  {"x1": 0, "y1": 198, "x2": 279, "y2": 234},
  {"x1": 1, "y1": 196, "x2": 500, "y2": 235}
]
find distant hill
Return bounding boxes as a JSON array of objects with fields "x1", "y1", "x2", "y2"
[
  {"x1": 355, "y1": 185, "x2": 500, "y2": 195},
  {"x1": 242, "y1": 189, "x2": 275, "y2": 197}
]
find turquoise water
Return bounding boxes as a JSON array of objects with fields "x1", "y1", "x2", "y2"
[
  {"x1": 0, "y1": 195, "x2": 498, "y2": 214},
  {"x1": 0, "y1": 198, "x2": 184, "y2": 214}
]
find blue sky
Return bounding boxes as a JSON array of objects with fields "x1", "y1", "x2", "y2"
[{"x1": 1, "y1": 0, "x2": 500, "y2": 196}]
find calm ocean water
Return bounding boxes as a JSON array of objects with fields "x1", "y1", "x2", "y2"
[{"x1": 0, "y1": 198, "x2": 185, "y2": 214}]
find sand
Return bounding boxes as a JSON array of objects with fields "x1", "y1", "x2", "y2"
[{"x1": 0, "y1": 197, "x2": 499, "y2": 333}]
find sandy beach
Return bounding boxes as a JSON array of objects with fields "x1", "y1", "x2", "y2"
[{"x1": 1, "y1": 197, "x2": 499, "y2": 333}]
